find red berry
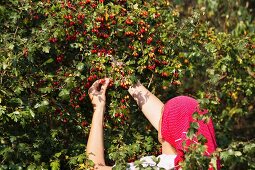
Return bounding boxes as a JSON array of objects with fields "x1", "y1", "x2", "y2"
[
  {"x1": 147, "y1": 37, "x2": 153, "y2": 44},
  {"x1": 125, "y1": 18, "x2": 133, "y2": 25},
  {"x1": 125, "y1": 31, "x2": 135, "y2": 36},
  {"x1": 100, "y1": 79, "x2": 106, "y2": 84},
  {"x1": 91, "y1": 49, "x2": 97, "y2": 54},
  {"x1": 96, "y1": 17, "x2": 104, "y2": 22},
  {"x1": 161, "y1": 72, "x2": 168, "y2": 77},
  {"x1": 81, "y1": 121, "x2": 88, "y2": 127},
  {"x1": 63, "y1": 118, "x2": 68, "y2": 123},
  {"x1": 173, "y1": 72, "x2": 179, "y2": 78},
  {"x1": 85, "y1": 82, "x2": 91, "y2": 88},
  {"x1": 91, "y1": 3, "x2": 97, "y2": 8},
  {"x1": 56, "y1": 55, "x2": 64, "y2": 63},
  {"x1": 69, "y1": 21, "x2": 75, "y2": 26}
]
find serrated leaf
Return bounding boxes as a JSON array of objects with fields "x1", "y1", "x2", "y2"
[
  {"x1": 65, "y1": 77, "x2": 75, "y2": 88},
  {"x1": 42, "y1": 58, "x2": 54, "y2": 66},
  {"x1": 28, "y1": 108, "x2": 35, "y2": 118},
  {"x1": 27, "y1": 164, "x2": 37, "y2": 170},
  {"x1": 34, "y1": 100, "x2": 49, "y2": 109},
  {"x1": 2, "y1": 62, "x2": 8, "y2": 69},
  {"x1": 39, "y1": 87, "x2": 52, "y2": 93},
  {"x1": 190, "y1": 122, "x2": 199, "y2": 129},
  {"x1": 50, "y1": 160, "x2": 60, "y2": 170},
  {"x1": 42, "y1": 46, "x2": 50, "y2": 53},
  {"x1": 133, "y1": 3, "x2": 138, "y2": 10},
  {"x1": 76, "y1": 62, "x2": 85, "y2": 71},
  {"x1": 54, "y1": 152, "x2": 62, "y2": 158},
  {"x1": 0, "y1": 106, "x2": 6, "y2": 116},
  {"x1": 234, "y1": 151, "x2": 242, "y2": 156},
  {"x1": 8, "y1": 44, "x2": 14, "y2": 50},
  {"x1": 58, "y1": 89, "x2": 70, "y2": 100}
]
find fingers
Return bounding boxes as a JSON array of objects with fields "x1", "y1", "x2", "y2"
[
  {"x1": 90, "y1": 79, "x2": 101, "y2": 89},
  {"x1": 88, "y1": 78, "x2": 110, "y2": 95},
  {"x1": 88, "y1": 80, "x2": 100, "y2": 95},
  {"x1": 100, "y1": 78, "x2": 110, "y2": 92}
]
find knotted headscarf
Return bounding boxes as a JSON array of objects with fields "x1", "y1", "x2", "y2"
[{"x1": 161, "y1": 96, "x2": 220, "y2": 169}]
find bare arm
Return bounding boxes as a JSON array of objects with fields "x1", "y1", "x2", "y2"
[
  {"x1": 86, "y1": 78, "x2": 112, "y2": 169},
  {"x1": 128, "y1": 82, "x2": 164, "y2": 131}
]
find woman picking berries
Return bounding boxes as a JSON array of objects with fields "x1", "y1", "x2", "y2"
[{"x1": 86, "y1": 78, "x2": 220, "y2": 170}]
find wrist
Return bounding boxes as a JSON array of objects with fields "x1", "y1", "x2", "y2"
[{"x1": 93, "y1": 105, "x2": 106, "y2": 113}]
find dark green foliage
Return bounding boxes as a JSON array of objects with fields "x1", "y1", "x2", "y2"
[{"x1": 0, "y1": 0, "x2": 254, "y2": 169}]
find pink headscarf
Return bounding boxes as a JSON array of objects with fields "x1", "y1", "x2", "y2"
[{"x1": 161, "y1": 96, "x2": 220, "y2": 169}]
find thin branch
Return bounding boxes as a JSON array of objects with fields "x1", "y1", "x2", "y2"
[
  {"x1": 247, "y1": 67, "x2": 255, "y2": 78},
  {"x1": 14, "y1": 26, "x2": 19, "y2": 39},
  {"x1": 147, "y1": 73, "x2": 154, "y2": 88}
]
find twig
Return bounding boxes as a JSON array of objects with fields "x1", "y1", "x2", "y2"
[
  {"x1": 106, "y1": 54, "x2": 125, "y2": 66},
  {"x1": 14, "y1": 26, "x2": 19, "y2": 39},
  {"x1": 247, "y1": 67, "x2": 255, "y2": 78},
  {"x1": 147, "y1": 73, "x2": 154, "y2": 88}
]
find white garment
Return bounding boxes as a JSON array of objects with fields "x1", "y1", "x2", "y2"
[{"x1": 126, "y1": 154, "x2": 177, "y2": 170}]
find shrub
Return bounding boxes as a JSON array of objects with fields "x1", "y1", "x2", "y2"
[{"x1": 0, "y1": 0, "x2": 254, "y2": 169}]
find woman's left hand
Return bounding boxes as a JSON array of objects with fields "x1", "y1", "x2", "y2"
[{"x1": 88, "y1": 78, "x2": 110, "y2": 110}]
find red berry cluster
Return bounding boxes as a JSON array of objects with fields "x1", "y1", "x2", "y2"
[
  {"x1": 56, "y1": 54, "x2": 64, "y2": 63},
  {"x1": 87, "y1": 74, "x2": 97, "y2": 82},
  {"x1": 90, "y1": 45, "x2": 113, "y2": 56},
  {"x1": 49, "y1": 37, "x2": 57, "y2": 43},
  {"x1": 124, "y1": 31, "x2": 135, "y2": 36},
  {"x1": 91, "y1": 15, "x2": 111, "y2": 39},
  {"x1": 125, "y1": 18, "x2": 134, "y2": 25}
]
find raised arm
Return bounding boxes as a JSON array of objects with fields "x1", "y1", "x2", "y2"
[
  {"x1": 86, "y1": 78, "x2": 112, "y2": 170},
  {"x1": 128, "y1": 82, "x2": 164, "y2": 131}
]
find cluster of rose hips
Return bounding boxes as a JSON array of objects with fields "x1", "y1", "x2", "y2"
[
  {"x1": 109, "y1": 60, "x2": 133, "y2": 89},
  {"x1": 49, "y1": 37, "x2": 58, "y2": 43},
  {"x1": 56, "y1": 54, "x2": 64, "y2": 63},
  {"x1": 91, "y1": 15, "x2": 112, "y2": 40},
  {"x1": 90, "y1": 45, "x2": 113, "y2": 56},
  {"x1": 44, "y1": 0, "x2": 183, "y2": 126}
]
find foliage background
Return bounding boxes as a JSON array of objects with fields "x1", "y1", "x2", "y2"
[{"x1": 0, "y1": 0, "x2": 254, "y2": 169}]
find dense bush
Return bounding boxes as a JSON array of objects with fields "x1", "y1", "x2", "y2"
[{"x1": 0, "y1": 0, "x2": 254, "y2": 169}]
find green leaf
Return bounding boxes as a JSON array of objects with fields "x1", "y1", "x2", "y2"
[
  {"x1": 243, "y1": 143, "x2": 255, "y2": 153},
  {"x1": 50, "y1": 160, "x2": 60, "y2": 170},
  {"x1": 234, "y1": 151, "x2": 242, "y2": 157},
  {"x1": 8, "y1": 111, "x2": 20, "y2": 122},
  {"x1": 76, "y1": 62, "x2": 85, "y2": 71},
  {"x1": 54, "y1": 152, "x2": 62, "y2": 158},
  {"x1": 28, "y1": 108, "x2": 35, "y2": 118},
  {"x1": 0, "y1": 106, "x2": 6, "y2": 116},
  {"x1": 27, "y1": 164, "x2": 37, "y2": 170},
  {"x1": 34, "y1": 100, "x2": 49, "y2": 109},
  {"x1": 58, "y1": 89, "x2": 70, "y2": 100},
  {"x1": 33, "y1": 152, "x2": 41, "y2": 161},
  {"x1": 39, "y1": 87, "x2": 52, "y2": 93},
  {"x1": 42, "y1": 46, "x2": 50, "y2": 53},
  {"x1": 64, "y1": 77, "x2": 75, "y2": 88},
  {"x1": 8, "y1": 43, "x2": 14, "y2": 50},
  {"x1": 2, "y1": 62, "x2": 8, "y2": 70},
  {"x1": 190, "y1": 122, "x2": 199, "y2": 130},
  {"x1": 133, "y1": 3, "x2": 138, "y2": 10},
  {"x1": 42, "y1": 58, "x2": 54, "y2": 66}
]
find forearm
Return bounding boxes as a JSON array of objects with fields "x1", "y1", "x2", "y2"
[
  {"x1": 86, "y1": 107, "x2": 106, "y2": 165},
  {"x1": 128, "y1": 82, "x2": 164, "y2": 131}
]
